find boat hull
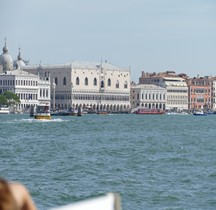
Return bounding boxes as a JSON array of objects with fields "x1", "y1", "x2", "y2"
[
  {"x1": 34, "y1": 115, "x2": 51, "y2": 120},
  {"x1": 0, "y1": 107, "x2": 10, "y2": 114},
  {"x1": 193, "y1": 110, "x2": 207, "y2": 116},
  {"x1": 136, "y1": 112, "x2": 165, "y2": 115},
  {"x1": 193, "y1": 113, "x2": 207, "y2": 116},
  {"x1": 0, "y1": 112, "x2": 10, "y2": 114},
  {"x1": 97, "y1": 111, "x2": 109, "y2": 115},
  {"x1": 135, "y1": 108, "x2": 165, "y2": 115}
]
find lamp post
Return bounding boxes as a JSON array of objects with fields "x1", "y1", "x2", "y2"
[{"x1": 52, "y1": 79, "x2": 56, "y2": 111}]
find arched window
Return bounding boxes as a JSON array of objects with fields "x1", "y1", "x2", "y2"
[
  {"x1": 94, "y1": 78, "x2": 97, "y2": 86},
  {"x1": 63, "y1": 77, "x2": 67, "y2": 85},
  {"x1": 108, "y1": 78, "x2": 111, "y2": 86},
  {"x1": 101, "y1": 80, "x2": 104, "y2": 88},
  {"x1": 55, "y1": 77, "x2": 58, "y2": 85},
  {"x1": 124, "y1": 81, "x2": 128, "y2": 89},
  {"x1": 116, "y1": 80, "x2": 119, "y2": 88},
  {"x1": 85, "y1": 77, "x2": 88, "y2": 86},
  {"x1": 76, "y1": 77, "x2": 79, "y2": 85}
]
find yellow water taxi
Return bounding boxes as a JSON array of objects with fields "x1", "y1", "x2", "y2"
[{"x1": 34, "y1": 104, "x2": 51, "y2": 120}]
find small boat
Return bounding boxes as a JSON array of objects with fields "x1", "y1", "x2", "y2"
[
  {"x1": 51, "y1": 110, "x2": 70, "y2": 116},
  {"x1": 69, "y1": 107, "x2": 82, "y2": 116},
  {"x1": 135, "y1": 108, "x2": 165, "y2": 115},
  {"x1": 193, "y1": 110, "x2": 207, "y2": 116},
  {"x1": 97, "y1": 109, "x2": 109, "y2": 115},
  {"x1": 0, "y1": 107, "x2": 10, "y2": 114},
  {"x1": 166, "y1": 111, "x2": 189, "y2": 115},
  {"x1": 34, "y1": 104, "x2": 51, "y2": 120}
]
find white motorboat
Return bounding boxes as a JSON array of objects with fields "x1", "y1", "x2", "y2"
[{"x1": 0, "y1": 107, "x2": 10, "y2": 114}]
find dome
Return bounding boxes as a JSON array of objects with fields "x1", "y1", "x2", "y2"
[
  {"x1": 0, "y1": 40, "x2": 13, "y2": 71},
  {"x1": 15, "y1": 48, "x2": 26, "y2": 69},
  {"x1": 0, "y1": 53, "x2": 13, "y2": 71},
  {"x1": 16, "y1": 59, "x2": 26, "y2": 69},
  {"x1": 3, "y1": 45, "x2": 8, "y2": 53}
]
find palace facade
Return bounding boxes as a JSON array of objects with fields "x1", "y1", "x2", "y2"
[{"x1": 23, "y1": 61, "x2": 131, "y2": 112}]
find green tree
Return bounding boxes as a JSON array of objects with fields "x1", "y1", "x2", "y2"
[
  {"x1": 3, "y1": 91, "x2": 20, "y2": 105},
  {"x1": 0, "y1": 94, "x2": 8, "y2": 106}
]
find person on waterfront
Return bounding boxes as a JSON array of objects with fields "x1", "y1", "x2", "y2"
[{"x1": 0, "y1": 178, "x2": 37, "y2": 210}]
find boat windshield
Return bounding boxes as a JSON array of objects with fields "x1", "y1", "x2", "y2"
[{"x1": 36, "y1": 105, "x2": 50, "y2": 113}]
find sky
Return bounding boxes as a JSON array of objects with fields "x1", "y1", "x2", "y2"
[{"x1": 1, "y1": 0, "x2": 216, "y2": 82}]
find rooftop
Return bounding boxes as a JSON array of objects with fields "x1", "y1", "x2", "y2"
[{"x1": 23, "y1": 61, "x2": 129, "y2": 71}]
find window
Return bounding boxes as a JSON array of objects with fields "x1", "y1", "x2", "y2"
[
  {"x1": 116, "y1": 80, "x2": 119, "y2": 88},
  {"x1": 94, "y1": 78, "x2": 97, "y2": 86},
  {"x1": 76, "y1": 77, "x2": 79, "y2": 85},
  {"x1": 55, "y1": 77, "x2": 58, "y2": 85},
  {"x1": 101, "y1": 80, "x2": 104, "y2": 88},
  {"x1": 108, "y1": 78, "x2": 111, "y2": 86},
  {"x1": 63, "y1": 77, "x2": 67, "y2": 85},
  {"x1": 85, "y1": 77, "x2": 88, "y2": 86},
  {"x1": 124, "y1": 81, "x2": 128, "y2": 88}
]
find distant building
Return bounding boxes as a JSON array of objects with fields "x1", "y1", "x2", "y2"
[
  {"x1": 0, "y1": 41, "x2": 51, "y2": 111},
  {"x1": 139, "y1": 71, "x2": 188, "y2": 110},
  {"x1": 23, "y1": 61, "x2": 131, "y2": 112},
  {"x1": 130, "y1": 84, "x2": 166, "y2": 110},
  {"x1": 186, "y1": 76, "x2": 212, "y2": 110},
  {"x1": 211, "y1": 78, "x2": 216, "y2": 110},
  {"x1": 0, "y1": 70, "x2": 50, "y2": 111}
]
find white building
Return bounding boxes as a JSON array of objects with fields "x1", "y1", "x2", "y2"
[
  {"x1": 139, "y1": 71, "x2": 188, "y2": 110},
  {"x1": 23, "y1": 61, "x2": 131, "y2": 112},
  {"x1": 0, "y1": 70, "x2": 50, "y2": 111},
  {"x1": 0, "y1": 41, "x2": 51, "y2": 111},
  {"x1": 130, "y1": 84, "x2": 166, "y2": 110}
]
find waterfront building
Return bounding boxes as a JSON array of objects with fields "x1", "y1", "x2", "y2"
[
  {"x1": 211, "y1": 78, "x2": 216, "y2": 110},
  {"x1": 23, "y1": 61, "x2": 131, "y2": 112},
  {"x1": 139, "y1": 71, "x2": 188, "y2": 110},
  {"x1": 0, "y1": 42, "x2": 51, "y2": 111},
  {"x1": 0, "y1": 70, "x2": 50, "y2": 111},
  {"x1": 130, "y1": 84, "x2": 166, "y2": 110},
  {"x1": 186, "y1": 76, "x2": 212, "y2": 110}
]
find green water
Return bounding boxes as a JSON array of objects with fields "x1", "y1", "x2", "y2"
[{"x1": 0, "y1": 114, "x2": 216, "y2": 210}]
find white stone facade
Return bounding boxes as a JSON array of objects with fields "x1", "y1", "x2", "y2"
[
  {"x1": 163, "y1": 77, "x2": 188, "y2": 110},
  {"x1": 0, "y1": 70, "x2": 50, "y2": 111},
  {"x1": 131, "y1": 84, "x2": 167, "y2": 110},
  {"x1": 23, "y1": 61, "x2": 131, "y2": 111},
  {"x1": 139, "y1": 72, "x2": 188, "y2": 110}
]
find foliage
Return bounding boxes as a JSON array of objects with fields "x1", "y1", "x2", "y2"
[
  {"x1": 0, "y1": 91, "x2": 20, "y2": 106},
  {"x1": 0, "y1": 94, "x2": 8, "y2": 106}
]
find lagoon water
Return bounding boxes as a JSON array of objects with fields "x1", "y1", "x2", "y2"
[{"x1": 1, "y1": 113, "x2": 216, "y2": 210}]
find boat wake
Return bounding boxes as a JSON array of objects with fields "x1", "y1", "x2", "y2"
[
  {"x1": 5, "y1": 118, "x2": 70, "y2": 124},
  {"x1": 29, "y1": 118, "x2": 69, "y2": 123}
]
